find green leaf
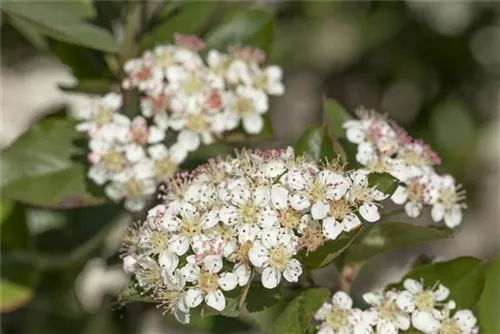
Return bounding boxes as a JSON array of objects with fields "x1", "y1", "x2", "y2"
[
  {"x1": 141, "y1": 2, "x2": 214, "y2": 50},
  {"x1": 1, "y1": 118, "x2": 107, "y2": 208},
  {"x1": 51, "y1": 41, "x2": 113, "y2": 80},
  {"x1": 346, "y1": 222, "x2": 455, "y2": 263},
  {"x1": 0, "y1": 202, "x2": 31, "y2": 251},
  {"x1": 368, "y1": 172, "x2": 399, "y2": 195},
  {"x1": 323, "y1": 99, "x2": 351, "y2": 139},
  {"x1": 1, "y1": 256, "x2": 39, "y2": 313},
  {"x1": 8, "y1": 14, "x2": 48, "y2": 49},
  {"x1": 59, "y1": 80, "x2": 115, "y2": 95},
  {"x1": 295, "y1": 126, "x2": 336, "y2": 162},
  {"x1": 478, "y1": 257, "x2": 500, "y2": 334},
  {"x1": 393, "y1": 257, "x2": 485, "y2": 309},
  {"x1": 245, "y1": 283, "x2": 281, "y2": 313},
  {"x1": 268, "y1": 288, "x2": 330, "y2": 334},
  {"x1": 2, "y1": 2, "x2": 119, "y2": 53},
  {"x1": 301, "y1": 228, "x2": 365, "y2": 269},
  {"x1": 205, "y1": 10, "x2": 275, "y2": 54}
]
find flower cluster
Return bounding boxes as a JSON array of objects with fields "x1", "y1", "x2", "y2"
[
  {"x1": 123, "y1": 33, "x2": 284, "y2": 151},
  {"x1": 343, "y1": 109, "x2": 467, "y2": 228},
  {"x1": 120, "y1": 147, "x2": 389, "y2": 323},
  {"x1": 314, "y1": 279, "x2": 478, "y2": 334},
  {"x1": 74, "y1": 34, "x2": 284, "y2": 211}
]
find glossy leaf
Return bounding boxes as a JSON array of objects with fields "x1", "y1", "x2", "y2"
[
  {"x1": 346, "y1": 222, "x2": 455, "y2": 262},
  {"x1": 245, "y1": 283, "x2": 281, "y2": 313},
  {"x1": 295, "y1": 126, "x2": 336, "y2": 162},
  {"x1": 267, "y1": 288, "x2": 330, "y2": 334},
  {"x1": 141, "y1": 2, "x2": 214, "y2": 50},
  {"x1": 323, "y1": 99, "x2": 351, "y2": 139},
  {"x1": 301, "y1": 228, "x2": 365, "y2": 269},
  {"x1": 1, "y1": 118, "x2": 107, "y2": 208},
  {"x1": 205, "y1": 10, "x2": 275, "y2": 54},
  {"x1": 2, "y1": 2, "x2": 119, "y2": 53},
  {"x1": 393, "y1": 257, "x2": 485, "y2": 309},
  {"x1": 478, "y1": 257, "x2": 500, "y2": 334},
  {"x1": 368, "y1": 172, "x2": 399, "y2": 195}
]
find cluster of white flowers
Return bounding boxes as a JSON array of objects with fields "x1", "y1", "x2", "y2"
[
  {"x1": 120, "y1": 147, "x2": 391, "y2": 323},
  {"x1": 74, "y1": 33, "x2": 284, "y2": 211},
  {"x1": 314, "y1": 279, "x2": 478, "y2": 334},
  {"x1": 343, "y1": 109, "x2": 467, "y2": 228}
]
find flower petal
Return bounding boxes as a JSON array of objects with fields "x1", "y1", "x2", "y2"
[
  {"x1": 332, "y1": 291, "x2": 353, "y2": 309},
  {"x1": 205, "y1": 289, "x2": 226, "y2": 311},
  {"x1": 185, "y1": 287, "x2": 204, "y2": 308},
  {"x1": 261, "y1": 266, "x2": 281, "y2": 289},
  {"x1": 218, "y1": 272, "x2": 238, "y2": 291},
  {"x1": 359, "y1": 203, "x2": 380, "y2": 223},
  {"x1": 283, "y1": 259, "x2": 302, "y2": 283}
]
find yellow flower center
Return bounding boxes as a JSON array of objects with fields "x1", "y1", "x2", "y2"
[
  {"x1": 299, "y1": 227, "x2": 325, "y2": 253},
  {"x1": 182, "y1": 74, "x2": 204, "y2": 95},
  {"x1": 310, "y1": 180, "x2": 327, "y2": 201},
  {"x1": 187, "y1": 114, "x2": 208, "y2": 134},
  {"x1": 235, "y1": 97, "x2": 253, "y2": 116},
  {"x1": 350, "y1": 185, "x2": 370, "y2": 202},
  {"x1": 180, "y1": 218, "x2": 202, "y2": 238},
  {"x1": 325, "y1": 307, "x2": 350, "y2": 330},
  {"x1": 198, "y1": 271, "x2": 219, "y2": 293},
  {"x1": 241, "y1": 202, "x2": 259, "y2": 223},
  {"x1": 439, "y1": 318, "x2": 461, "y2": 334},
  {"x1": 279, "y1": 208, "x2": 301, "y2": 229},
  {"x1": 268, "y1": 244, "x2": 290, "y2": 271},
  {"x1": 377, "y1": 299, "x2": 399, "y2": 321},
  {"x1": 439, "y1": 188, "x2": 459, "y2": 210},
  {"x1": 406, "y1": 178, "x2": 425, "y2": 202},
  {"x1": 102, "y1": 149, "x2": 126, "y2": 173},
  {"x1": 95, "y1": 106, "x2": 114, "y2": 126},
  {"x1": 415, "y1": 291, "x2": 435, "y2": 312},
  {"x1": 154, "y1": 50, "x2": 175, "y2": 68},
  {"x1": 149, "y1": 231, "x2": 170, "y2": 253},
  {"x1": 368, "y1": 157, "x2": 391, "y2": 173},
  {"x1": 124, "y1": 178, "x2": 144, "y2": 197},
  {"x1": 329, "y1": 199, "x2": 352, "y2": 220}
]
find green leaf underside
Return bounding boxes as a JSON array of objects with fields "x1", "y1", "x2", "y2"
[
  {"x1": 244, "y1": 283, "x2": 281, "y2": 313},
  {"x1": 391, "y1": 257, "x2": 485, "y2": 309},
  {"x1": 267, "y1": 288, "x2": 330, "y2": 334},
  {"x1": 118, "y1": 283, "x2": 157, "y2": 305},
  {"x1": 205, "y1": 9, "x2": 275, "y2": 54},
  {"x1": 295, "y1": 126, "x2": 336, "y2": 162},
  {"x1": 368, "y1": 172, "x2": 399, "y2": 195},
  {"x1": 323, "y1": 99, "x2": 351, "y2": 139},
  {"x1": 301, "y1": 228, "x2": 364, "y2": 269},
  {"x1": 1, "y1": 118, "x2": 106, "y2": 208},
  {"x1": 2, "y1": 2, "x2": 119, "y2": 53},
  {"x1": 347, "y1": 221, "x2": 455, "y2": 262},
  {"x1": 478, "y1": 257, "x2": 500, "y2": 334},
  {"x1": 142, "y1": 2, "x2": 214, "y2": 50}
]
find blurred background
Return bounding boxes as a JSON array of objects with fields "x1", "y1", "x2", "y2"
[{"x1": 1, "y1": 1, "x2": 499, "y2": 333}]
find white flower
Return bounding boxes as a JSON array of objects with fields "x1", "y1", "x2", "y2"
[
  {"x1": 430, "y1": 175, "x2": 466, "y2": 228},
  {"x1": 184, "y1": 260, "x2": 238, "y2": 311},
  {"x1": 148, "y1": 144, "x2": 184, "y2": 182},
  {"x1": 314, "y1": 291, "x2": 372, "y2": 334},
  {"x1": 248, "y1": 228, "x2": 302, "y2": 289},
  {"x1": 391, "y1": 175, "x2": 432, "y2": 218},
  {"x1": 347, "y1": 171, "x2": 387, "y2": 222},
  {"x1": 104, "y1": 160, "x2": 156, "y2": 212},
  {"x1": 396, "y1": 278, "x2": 449, "y2": 333},
  {"x1": 431, "y1": 302, "x2": 478, "y2": 334},
  {"x1": 363, "y1": 291, "x2": 410, "y2": 333},
  {"x1": 224, "y1": 86, "x2": 269, "y2": 134},
  {"x1": 122, "y1": 255, "x2": 137, "y2": 274},
  {"x1": 162, "y1": 203, "x2": 218, "y2": 255},
  {"x1": 75, "y1": 92, "x2": 124, "y2": 135}
]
